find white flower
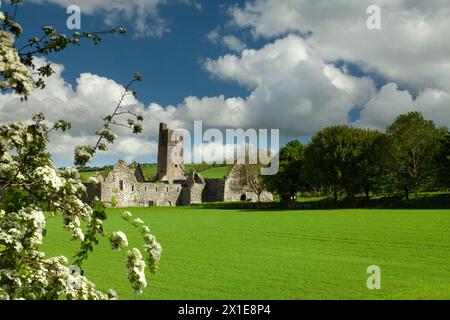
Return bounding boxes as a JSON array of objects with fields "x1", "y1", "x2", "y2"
[
  {"x1": 0, "y1": 30, "x2": 34, "y2": 94},
  {"x1": 88, "y1": 176, "x2": 99, "y2": 184},
  {"x1": 97, "y1": 128, "x2": 118, "y2": 143},
  {"x1": 109, "y1": 231, "x2": 128, "y2": 251},
  {"x1": 34, "y1": 165, "x2": 65, "y2": 190},
  {"x1": 0, "y1": 12, "x2": 5, "y2": 23},
  {"x1": 122, "y1": 211, "x2": 132, "y2": 221},
  {"x1": 126, "y1": 248, "x2": 147, "y2": 294}
]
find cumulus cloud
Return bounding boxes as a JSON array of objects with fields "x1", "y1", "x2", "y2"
[
  {"x1": 4, "y1": 1, "x2": 450, "y2": 167},
  {"x1": 356, "y1": 83, "x2": 450, "y2": 130},
  {"x1": 206, "y1": 28, "x2": 247, "y2": 52},
  {"x1": 30, "y1": 0, "x2": 201, "y2": 37},
  {"x1": 222, "y1": 35, "x2": 247, "y2": 52},
  {"x1": 229, "y1": 0, "x2": 450, "y2": 93},
  {"x1": 206, "y1": 28, "x2": 221, "y2": 44},
  {"x1": 0, "y1": 58, "x2": 161, "y2": 166},
  {"x1": 205, "y1": 35, "x2": 376, "y2": 135}
]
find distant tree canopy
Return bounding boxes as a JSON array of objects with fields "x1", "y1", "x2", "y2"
[
  {"x1": 436, "y1": 132, "x2": 450, "y2": 190},
  {"x1": 268, "y1": 112, "x2": 449, "y2": 203},
  {"x1": 303, "y1": 125, "x2": 388, "y2": 201},
  {"x1": 265, "y1": 140, "x2": 306, "y2": 203}
]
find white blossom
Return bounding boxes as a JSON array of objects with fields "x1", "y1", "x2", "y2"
[
  {"x1": 126, "y1": 248, "x2": 147, "y2": 294},
  {"x1": 0, "y1": 30, "x2": 34, "y2": 94},
  {"x1": 34, "y1": 166, "x2": 65, "y2": 190},
  {"x1": 122, "y1": 211, "x2": 132, "y2": 221},
  {"x1": 97, "y1": 128, "x2": 118, "y2": 143},
  {"x1": 109, "y1": 231, "x2": 128, "y2": 251}
]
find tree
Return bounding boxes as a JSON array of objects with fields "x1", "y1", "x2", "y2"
[
  {"x1": 304, "y1": 126, "x2": 387, "y2": 200},
  {"x1": 0, "y1": 1, "x2": 161, "y2": 300},
  {"x1": 265, "y1": 140, "x2": 306, "y2": 203},
  {"x1": 435, "y1": 131, "x2": 450, "y2": 190},
  {"x1": 231, "y1": 164, "x2": 268, "y2": 203},
  {"x1": 386, "y1": 112, "x2": 445, "y2": 200},
  {"x1": 355, "y1": 130, "x2": 390, "y2": 199}
]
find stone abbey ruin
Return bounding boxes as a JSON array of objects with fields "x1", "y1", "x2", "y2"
[{"x1": 88, "y1": 123, "x2": 272, "y2": 207}]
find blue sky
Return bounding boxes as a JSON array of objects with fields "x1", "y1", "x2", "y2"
[
  {"x1": 2, "y1": 0, "x2": 449, "y2": 167},
  {"x1": 16, "y1": 1, "x2": 251, "y2": 106}
]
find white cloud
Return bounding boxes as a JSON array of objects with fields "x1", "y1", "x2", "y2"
[
  {"x1": 0, "y1": 58, "x2": 161, "y2": 166},
  {"x1": 224, "y1": 0, "x2": 450, "y2": 131},
  {"x1": 356, "y1": 83, "x2": 450, "y2": 130},
  {"x1": 229, "y1": 0, "x2": 450, "y2": 93},
  {"x1": 222, "y1": 35, "x2": 247, "y2": 52},
  {"x1": 206, "y1": 28, "x2": 221, "y2": 44},
  {"x1": 206, "y1": 28, "x2": 247, "y2": 53},
  {"x1": 30, "y1": 0, "x2": 200, "y2": 37},
  {"x1": 205, "y1": 35, "x2": 375, "y2": 135}
]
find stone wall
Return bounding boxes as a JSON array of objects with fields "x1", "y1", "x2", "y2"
[
  {"x1": 90, "y1": 161, "x2": 273, "y2": 207},
  {"x1": 100, "y1": 160, "x2": 184, "y2": 207},
  {"x1": 223, "y1": 165, "x2": 274, "y2": 203},
  {"x1": 157, "y1": 123, "x2": 185, "y2": 182}
]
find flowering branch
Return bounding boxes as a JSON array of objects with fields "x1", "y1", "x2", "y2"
[{"x1": 0, "y1": 2, "x2": 160, "y2": 300}]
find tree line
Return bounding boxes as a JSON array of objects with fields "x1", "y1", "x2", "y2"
[{"x1": 265, "y1": 111, "x2": 450, "y2": 204}]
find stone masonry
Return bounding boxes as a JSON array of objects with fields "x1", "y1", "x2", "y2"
[{"x1": 89, "y1": 123, "x2": 273, "y2": 207}]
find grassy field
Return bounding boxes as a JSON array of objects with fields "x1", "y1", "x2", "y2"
[
  {"x1": 198, "y1": 165, "x2": 232, "y2": 179},
  {"x1": 41, "y1": 207, "x2": 450, "y2": 300}
]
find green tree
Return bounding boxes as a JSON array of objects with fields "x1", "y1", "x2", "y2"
[
  {"x1": 304, "y1": 126, "x2": 387, "y2": 200},
  {"x1": 435, "y1": 131, "x2": 450, "y2": 190},
  {"x1": 386, "y1": 112, "x2": 445, "y2": 200},
  {"x1": 265, "y1": 140, "x2": 306, "y2": 203}
]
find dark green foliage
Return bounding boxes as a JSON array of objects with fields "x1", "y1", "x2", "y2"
[
  {"x1": 303, "y1": 125, "x2": 388, "y2": 200},
  {"x1": 436, "y1": 132, "x2": 450, "y2": 189},
  {"x1": 265, "y1": 140, "x2": 306, "y2": 203},
  {"x1": 386, "y1": 112, "x2": 446, "y2": 200},
  {"x1": 73, "y1": 202, "x2": 108, "y2": 270}
]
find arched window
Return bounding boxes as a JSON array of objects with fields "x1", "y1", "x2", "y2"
[{"x1": 119, "y1": 180, "x2": 124, "y2": 191}]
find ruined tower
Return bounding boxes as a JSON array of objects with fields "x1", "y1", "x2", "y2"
[{"x1": 157, "y1": 123, "x2": 185, "y2": 182}]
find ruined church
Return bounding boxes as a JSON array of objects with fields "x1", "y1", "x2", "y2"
[{"x1": 88, "y1": 123, "x2": 272, "y2": 207}]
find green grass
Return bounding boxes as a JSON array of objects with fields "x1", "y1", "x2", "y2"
[
  {"x1": 140, "y1": 164, "x2": 158, "y2": 181},
  {"x1": 79, "y1": 170, "x2": 109, "y2": 182},
  {"x1": 197, "y1": 165, "x2": 231, "y2": 179},
  {"x1": 41, "y1": 207, "x2": 450, "y2": 300}
]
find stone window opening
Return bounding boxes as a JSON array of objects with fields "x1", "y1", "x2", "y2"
[
  {"x1": 166, "y1": 187, "x2": 169, "y2": 192},
  {"x1": 132, "y1": 185, "x2": 135, "y2": 192},
  {"x1": 119, "y1": 180, "x2": 124, "y2": 191}
]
